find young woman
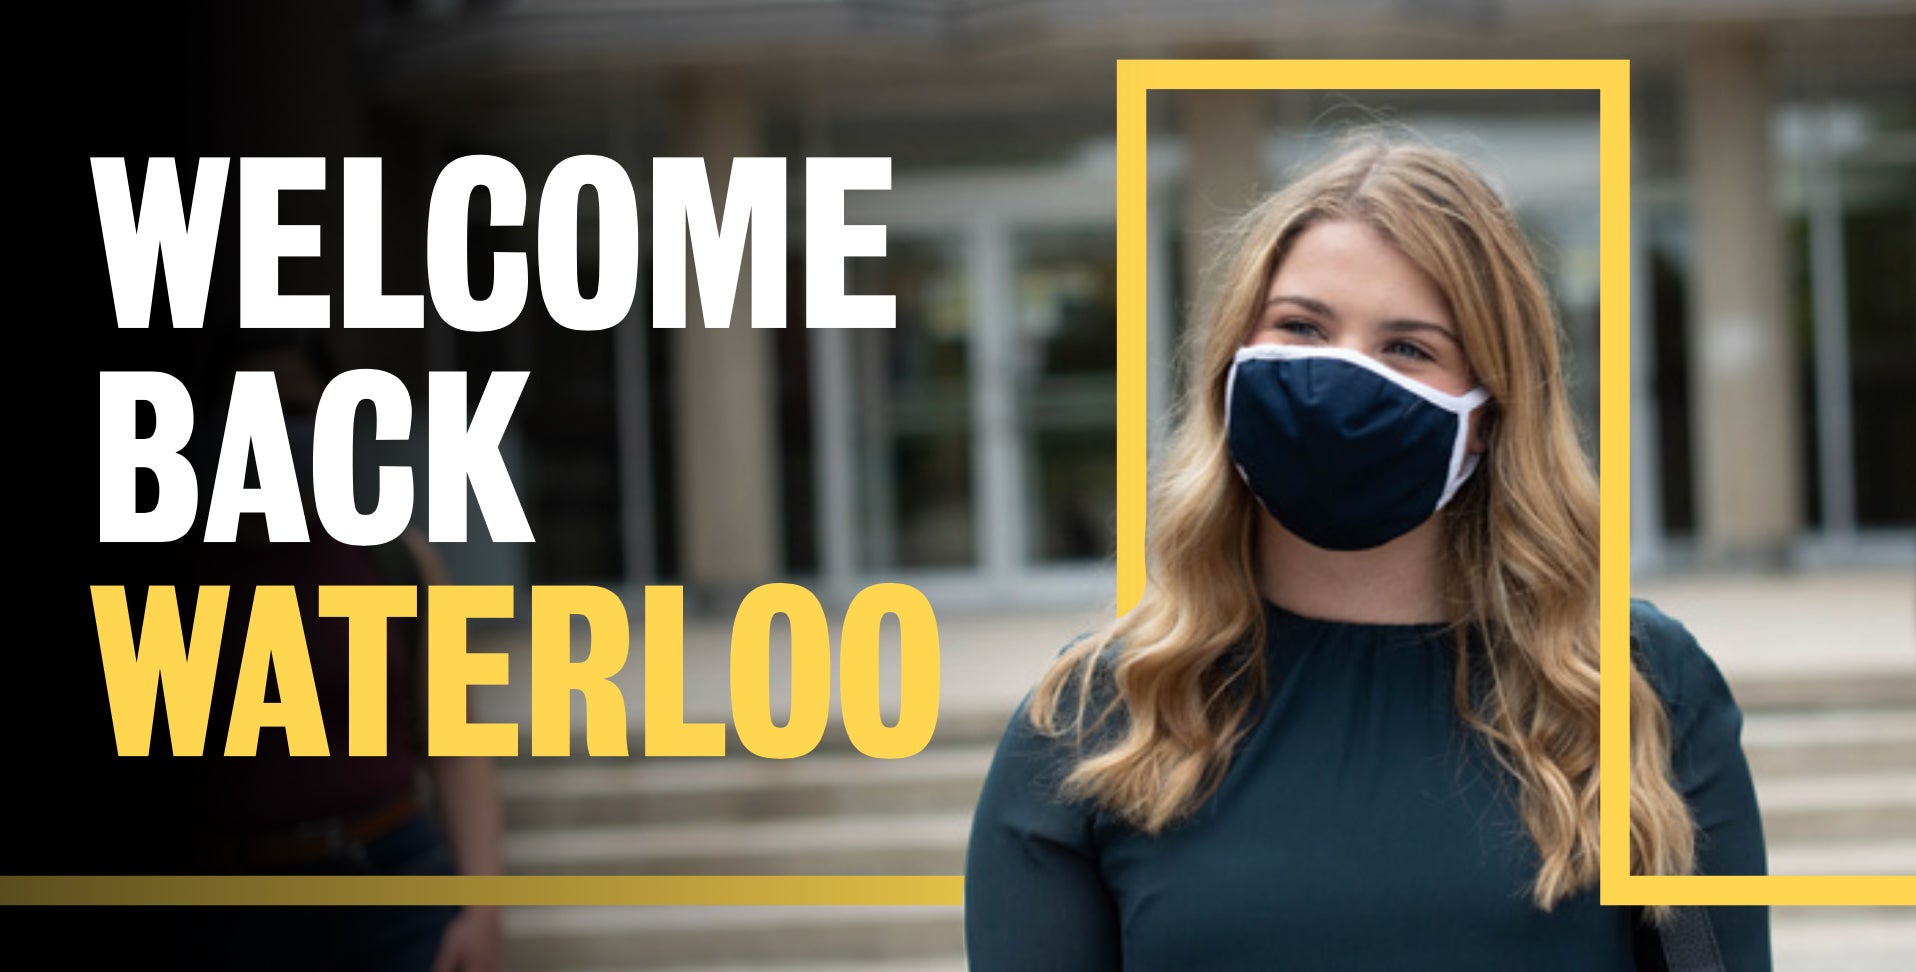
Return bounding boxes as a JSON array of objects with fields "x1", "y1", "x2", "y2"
[{"x1": 964, "y1": 138, "x2": 1770, "y2": 970}]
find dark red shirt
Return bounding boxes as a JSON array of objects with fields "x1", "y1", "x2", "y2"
[{"x1": 185, "y1": 532, "x2": 420, "y2": 830}]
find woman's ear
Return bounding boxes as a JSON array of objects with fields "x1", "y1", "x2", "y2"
[{"x1": 1467, "y1": 407, "x2": 1495, "y2": 455}]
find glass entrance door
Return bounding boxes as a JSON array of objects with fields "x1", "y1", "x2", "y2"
[{"x1": 822, "y1": 166, "x2": 1122, "y2": 606}]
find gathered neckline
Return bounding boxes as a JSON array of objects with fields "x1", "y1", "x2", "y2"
[{"x1": 1261, "y1": 598, "x2": 1457, "y2": 637}]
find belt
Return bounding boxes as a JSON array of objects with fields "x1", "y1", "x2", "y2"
[{"x1": 194, "y1": 792, "x2": 421, "y2": 871}]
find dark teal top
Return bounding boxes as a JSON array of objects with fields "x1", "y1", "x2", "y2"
[{"x1": 964, "y1": 599, "x2": 1771, "y2": 970}]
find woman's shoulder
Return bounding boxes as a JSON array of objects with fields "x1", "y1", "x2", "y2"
[
  {"x1": 1018, "y1": 631, "x2": 1124, "y2": 725},
  {"x1": 1630, "y1": 599, "x2": 1701, "y2": 694},
  {"x1": 1629, "y1": 598, "x2": 1742, "y2": 734},
  {"x1": 989, "y1": 632, "x2": 1127, "y2": 776}
]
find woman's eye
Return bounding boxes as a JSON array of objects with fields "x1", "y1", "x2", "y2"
[
  {"x1": 1274, "y1": 318, "x2": 1324, "y2": 339},
  {"x1": 1385, "y1": 340, "x2": 1434, "y2": 362}
]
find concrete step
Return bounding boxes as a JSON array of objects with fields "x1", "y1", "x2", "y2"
[
  {"x1": 620, "y1": 961, "x2": 967, "y2": 972},
  {"x1": 501, "y1": 748, "x2": 993, "y2": 830},
  {"x1": 505, "y1": 811, "x2": 973, "y2": 876},
  {"x1": 509, "y1": 817, "x2": 1913, "y2": 881},
  {"x1": 1767, "y1": 838, "x2": 1916, "y2": 876},
  {"x1": 1772, "y1": 906, "x2": 1916, "y2": 972},
  {"x1": 1743, "y1": 710, "x2": 1916, "y2": 777},
  {"x1": 507, "y1": 806, "x2": 1916, "y2": 880},
  {"x1": 503, "y1": 905, "x2": 963, "y2": 971},
  {"x1": 518, "y1": 669, "x2": 1915, "y2": 776},
  {"x1": 1730, "y1": 671, "x2": 1916, "y2": 712},
  {"x1": 501, "y1": 900, "x2": 1916, "y2": 972},
  {"x1": 499, "y1": 714, "x2": 1914, "y2": 848},
  {"x1": 524, "y1": 711, "x2": 1019, "y2": 765},
  {"x1": 1757, "y1": 772, "x2": 1916, "y2": 843}
]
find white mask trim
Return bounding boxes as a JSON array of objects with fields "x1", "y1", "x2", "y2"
[{"x1": 1231, "y1": 344, "x2": 1489, "y2": 414}]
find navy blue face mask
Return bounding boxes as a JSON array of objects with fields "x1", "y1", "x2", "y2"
[{"x1": 1225, "y1": 345, "x2": 1491, "y2": 551}]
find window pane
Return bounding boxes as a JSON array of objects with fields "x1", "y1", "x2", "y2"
[
  {"x1": 850, "y1": 236, "x2": 977, "y2": 568},
  {"x1": 1014, "y1": 227, "x2": 1118, "y2": 564}
]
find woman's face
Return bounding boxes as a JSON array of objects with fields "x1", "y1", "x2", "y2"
[{"x1": 1246, "y1": 218, "x2": 1477, "y2": 399}]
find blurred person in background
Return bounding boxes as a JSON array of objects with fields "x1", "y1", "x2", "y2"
[
  {"x1": 173, "y1": 334, "x2": 505, "y2": 972},
  {"x1": 966, "y1": 136, "x2": 1771, "y2": 970}
]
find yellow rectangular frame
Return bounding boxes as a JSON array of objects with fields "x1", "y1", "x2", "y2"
[{"x1": 1113, "y1": 57, "x2": 1913, "y2": 909}]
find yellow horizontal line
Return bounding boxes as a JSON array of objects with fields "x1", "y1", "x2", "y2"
[
  {"x1": 1603, "y1": 874, "x2": 1916, "y2": 907},
  {"x1": 0, "y1": 875, "x2": 967, "y2": 907},
  {"x1": 1119, "y1": 59, "x2": 1628, "y2": 93},
  {"x1": 15, "y1": 870, "x2": 1912, "y2": 907}
]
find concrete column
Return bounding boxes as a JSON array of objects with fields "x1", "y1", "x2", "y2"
[
  {"x1": 667, "y1": 69, "x2": 784, "y2": 596},
  {"x1": 1681, "y1": 29, "x2": 1803, "y2": 563},
  {"x1": 606, "y1": 85, "x2": 659, "y2": 587},
  {"x1": 1180, "y1": 88, "x2": 1267, "y2": 308}
]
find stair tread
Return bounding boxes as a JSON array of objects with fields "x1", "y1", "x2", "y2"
[
  {"x1": 1775, "y1": 914, "x2": 1916, "y2": 941},
  {"x1": 1768, "y1": 838, "x2": 1916, "y2": 876},
  {"x1": 499, "y1": 748, "x2": 995, "y2": 799},
  {"x1": 552, "y1": 960, "x2": 966, "y2": 972},
  {"x1": 505, "y1": 904, "x2": 963, "y2": 938},
  {"x1": 506, "y1": 811, "x2": 975, "y2": 866},
  {"x1": 1727, "y1": 670, "x2": 1916, "y2": 710},
  {"x1": 629, "y1": 960, "x2": 966, "y2": 972},
  {"x1": 1756, "y1": 771, "x2": 1916, "y2": 810},
  {"x1": 1743, "y1": 709, "x2": 1916, "y2": 745}
]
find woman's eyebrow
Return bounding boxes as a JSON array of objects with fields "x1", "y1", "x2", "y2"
[
  {"x1": 1265, "y1": 294, "x2": 1335, "y2": 317},
  {"x1": 1380, "y1": 318, "x2": 1460, "y2": 343},
  {"x1": 1268, "y1": 295, "x2": 1459, "y2": 344}
]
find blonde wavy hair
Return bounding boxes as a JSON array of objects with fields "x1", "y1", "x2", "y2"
[{"x1": 1028, "y1": 136, "x2": 1695, "y2": 919}]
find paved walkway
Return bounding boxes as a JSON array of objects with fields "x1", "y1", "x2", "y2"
[{"x1": 1633, "y1": 567, "x2": 1914, "y2": 680}]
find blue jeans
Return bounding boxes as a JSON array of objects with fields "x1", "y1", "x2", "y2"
[{"x1": 187, "y1": 811, "x2": 464, "y2": 971}]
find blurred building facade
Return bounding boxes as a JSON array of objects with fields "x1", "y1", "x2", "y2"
[{"x1": 261, "y1": 0, "x2": 1912, "y2": 608}]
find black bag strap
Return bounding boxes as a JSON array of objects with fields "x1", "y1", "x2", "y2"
[{"x1": 1656, "y1": 905, "x2": 1727, "y2": 972}]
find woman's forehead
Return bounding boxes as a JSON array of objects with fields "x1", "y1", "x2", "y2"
[{"x1": 1265, "y1": 220, "x2": 1454, "y2": 327}]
